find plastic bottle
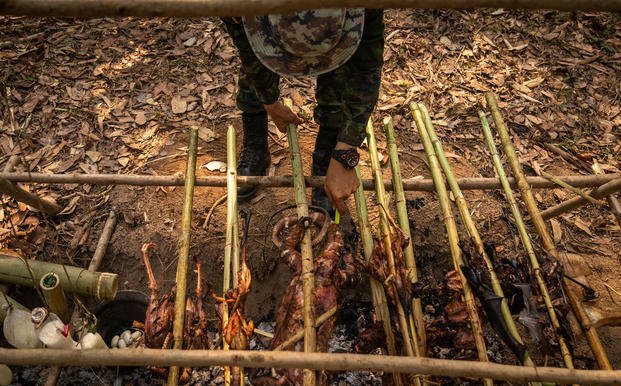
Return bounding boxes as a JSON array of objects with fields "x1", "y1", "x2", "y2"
[
  {"x1": 31, "y1": 307, "x2": 77, "y2": 349},
  {"x1": 2, "y1": 305, "x2": 42, "y2": 348}
]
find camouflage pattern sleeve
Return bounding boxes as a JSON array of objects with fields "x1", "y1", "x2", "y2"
[
  {"x1": 222, "y1": 17, "x2": 280, "y2": 112},
  {"x1": 314, "y1": 9, "x2": 384, "y2": 147}
]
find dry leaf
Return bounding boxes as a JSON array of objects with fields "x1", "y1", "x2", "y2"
[
  {"x1": 202, "y1": 160, "x2": 227, "y2": 172},
  {"x1": 572, "y1": 218, "x2": 593, "y2": 236},
  {"x1": 118, "y1": 157, "x2": 130, "y2": 167},
  {"x1": 171, "y1": 95, "x2": 187, "y2": 114},
  {"x1": 134, "y1": 111, "x2": 147, "y2": 125},
  {"x1": 85, "y1": 151, "x2": 101, "y2": 163},
  {"x1": 198, "y1": 127, "x2": 218, "y2": 143},
  {"x1": 550, "y1": 218, "x2": 562, "y2": 243}
]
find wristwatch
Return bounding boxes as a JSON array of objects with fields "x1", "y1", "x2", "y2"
[{"x1": 331, "y1": 148, "x2": 360, "y2": 169}]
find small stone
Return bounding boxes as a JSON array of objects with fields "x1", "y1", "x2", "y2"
[
  {"x1": 121, "y1": 330, "x2": 133, "y2": 345},
  {"x1": 111, "y1": 335, "x2": 120, "y2": 348},
  {"x1": 117, "y1": 339, "x2": 127, "y2": 349}
]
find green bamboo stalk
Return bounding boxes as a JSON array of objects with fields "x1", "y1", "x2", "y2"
[
  {"x1": 283, "y1": 98, "x2": 316, "y2": 386},
  {"x1": 353, "y1": 166, "x2": 404, "y2": 386},
  {"x1": 366, "y1": 119, "x2": 417, "y2": 363},
  {"x1": 411, "y1": 103, "x2": 492, "y2": 386},
  {"x1": 168, "y1": 126, "x2": 199, "y2": 386},
  {"x1": 480, "y1": 111, "x2": 574, "y2": 370},
  {"x1": 540, "y1": 171, "x2": 601, "y2": 205},
  {"x1": 486, "y1": 92, "x2": 612, "y2": 370},
  {"x1": 417, "y1": 104, "x2": 534, "y2": 367},
  {"x1": 383, "y1": 116, "x2": 426, "y2": 356},
  {"x1": 40, "y1": 273, "x2": 69, "y2": 323}
]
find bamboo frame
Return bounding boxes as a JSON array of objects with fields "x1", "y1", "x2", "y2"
[
  {"x1": 366, "y1": 119, "x2": 417, "y2": 364},
  {"x1": 541, "y1": 171, "x2": 601, "y2": 205},
  {"x1": 2, "y1": 0, "x2": 620, "y2": 18},
  {"x1": 353, "y1": 166, "x2": 404, "y2": 386},
  {"x1": 411, "y1": 103, "x2": 492, "y2": 386},
  {"x1": 273, "y1": 306, "x2": 337, "y2": 352},
  {"x1": 418, "y1": 104, "x2": 534, "y2": 367},
  {"x1": 3, "y1": 348, "x2": 621, "y2": 385},
  {"x1": 479, "y1": 111, "x2": 575, "y2": 370},
  {"x1": 384, "y1": 116, "x2": 426, "y2": 357},
  {"x1": 168, "y1": 127, "x2": 199, "y2": 385},
  {"x1": 593, "y1": 161, "x2": 621, "y2": 225},
  {"x1": 541, "y1": 178, "x2": 621, "y2": 220},
  {"x1": 486, "y1": 92, "x2": 612, "y2": 370},
  {"x1": 40, "y1": 273, "x2": 69, "y2": 323},
  {"x1": 283, "y1": 98, "x2": 316, "y2": 385}
]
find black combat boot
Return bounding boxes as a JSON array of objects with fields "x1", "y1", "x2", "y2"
[
  {"x1": 311, "y1": 126, "x2": 339, "y2": 216},
  {"x1": 237, "y1": 111, "x2": 271, "y2": 201}
]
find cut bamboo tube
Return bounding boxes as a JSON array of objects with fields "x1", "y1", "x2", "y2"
[
  {"x1": 273, "y1": 306, "x2": 337, "y2": 351},
  {"x1": 480, "y1": 111, "x2": 575, "y2": 370},
  {"x1": 4, "y1": 348, "x2": 621, "y2": 385},
  {"x1": 384, "y1": 116, "x2": 426, "y2": 356},
  {"x1": 418, "y1": 104, "x2": 534, "y2": 367},
  {"x1": 3, "y1": 0, "x2": 621, "y2": 18},
  {"x1": 486, "y1": 92, "x2": 612, "y2": 370},
  {"x1": 1, "y1": 172, "x2": 617, "y2": 192},
  {"x1": 593, "y1": 161, "x2": 621, "y2": 225},
  {"x1": 44, "y1": 209, "x2": 117, "y2": 386},
  {"x1": 39, "y1": 273, "x2": 69, "y2": 323},
  {"x1": 283, "y1": 98, "x2": 316, "y2": 386},
  {"x1": 541, "y1": 178, "x2": 621, "y2": 220},
  {"x1": 168, "y1": 127, "x2": 199, "y2": 386},
  {"x1": 0, "y1": 253, "x2": 117, "y2": 299},
  {"x1": 366, "y1": 119, "x2": 417, "y2": 364},
  {"x1": 353, "y1": 166, "x2": 404, "y2": 386},
  {"x1": 0, "y1": 155, "x2": 62, "y2": 215},
  {"x1": 541, "y1": 171, "x2": 601, "y2": 205},
  {"x1": 411, "y1": 103, "x2": 492, "y2": 386}
]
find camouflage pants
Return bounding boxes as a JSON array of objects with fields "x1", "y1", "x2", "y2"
[{"x1": 222, "y1": 9, "x2": 384, "y2": 147}]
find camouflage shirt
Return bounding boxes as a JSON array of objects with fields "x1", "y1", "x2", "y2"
[{"x1": 223, "y1": 9, "x2": 384, "y2": 147}]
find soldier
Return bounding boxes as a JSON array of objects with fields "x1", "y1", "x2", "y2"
[{"x1": 222, "y1": 9, "x2": 384, "y2": 215}]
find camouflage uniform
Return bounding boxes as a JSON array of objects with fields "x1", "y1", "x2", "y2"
[{"x1": 222, "y1": 9, "x2": 384, "y2": 147}]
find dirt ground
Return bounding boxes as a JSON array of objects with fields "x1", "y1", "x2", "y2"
[{"x1": 1, "y1": 7, "x2": 620, "y2": 384}]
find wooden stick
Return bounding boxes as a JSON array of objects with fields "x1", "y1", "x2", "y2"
[
  {"x1": 384, "y1": 116, "x2": 426, "y2": 357},
  {"x1": 418, "y1": 104, "x2": 534, "y2": 367},
  {"x1": 486, "y1": 92, "x2": 612, "y2": 370},
  {"x1": 0, "y1": 156, "x2": 62, "y2": 215},
  {"x1": 540, "y1": 171, "x2": 601, "y2": 205},
  {"x1": 411, "y1": 103, "x2": 492, "y2": 386},
  {"x1": 480, "y1": 111, "x2": 575, "y2": 370},
  {"x1": 168, "y1": 127, "x2": 199, "y2": 385},
  {"x1": 541, "y1": 178, "x2": 621, "y2": 220},
  {"x1": 366, "y1": 119, "x2": 417, "y2": 363},
  {"x1": 1, "y1": 172, "x2": 617, "y2": 192},
  {"x1": 4, "y1": 348, "x2": 621, "y2": 385},
  {"x1": 44, "y1": 209, "x2": 117, "y2": 386},
  {"x1": 0, "y1": 253, "x2": 117, "y2": 299},
  {"x1": 39, "y1": 273, "x2": 69, "y2": 323},
  {"x1": 593, "y1": 161, "x2": 621, "y2": 225},
  {"x1": 284, "y1": 98, "x2": 316, "y2": 386},
  {"x1": 353, "y1": 166, "x2": 403, "y2": 386},
  {"x1": 273, "y1": 306, "x2": 337, "y2": 351},
  {"x1": 2, "y1": 0, "x2": 620, "y2": 18}
]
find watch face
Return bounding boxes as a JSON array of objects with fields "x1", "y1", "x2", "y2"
[{"x1": 344, "y1": 152, "x2": 359, "y2": 168}]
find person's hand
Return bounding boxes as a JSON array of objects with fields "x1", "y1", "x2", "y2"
[
  {"x1": 324, "y1": 142, "x2": 360, "y2": 215},
  {"x1": 263, "y1": 101, "x2": 303, "y2": 133}
]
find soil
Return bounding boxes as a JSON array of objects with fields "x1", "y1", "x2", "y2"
[{"x1": 1, "y1": 7, "x2": 620, "y2": 386}]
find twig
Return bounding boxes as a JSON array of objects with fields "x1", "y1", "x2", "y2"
[
  {"x1": 540, "y1": 171, "x2": 601, "y2": 206},
  {"x1": 273, "y1": 306, "x2": 337, "y2": 351},
  {"x1": 592, "y1": 160, "x2": 621, "y2": 226},
  {"x1": 540, "y1": 177, "x2": 621, "y2": 220},
  {"x1": 202, "y1": 194, "x2": 227, "y2": 230}
]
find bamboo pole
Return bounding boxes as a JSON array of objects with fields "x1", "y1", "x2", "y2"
[
  {"x1": 283, "y1": 98, "x2": 316, "y2": 386},
  {"x1": 353, "y1": 166, "x2": 404, "y2": 386},
  {"x1": 541, "y1": 178, "x2": 621, "y2": 220},
  {"x1": 593, "y1": 161, "x2": 621, "y2": 225},
  {"x1": 366, "y1": 119, "x2": 417, "y2": 364},
  {"x1": 418, "y1": 104, "x2": 533, "y2": 367},
  {"x1": 480, "y1": 111, "x2": 575, "y2": 370},
  {"x1": 0, "y1": 156, "x2": 62, "y2": 215},
  {"x1": 486, "y1": 92, "x2": 612, "y2": 370},
  {"x1": 2, "y1": 0, "x2": 621, "y2": 18},
  {"x1": 39, "y1": 273, "x2": 69, "y2": 323},
  {"x1": 44, "y1": 209, "x2": 117, "y2": 386},
  {"x1": 273, "y1": 306, "x2": 337, "y2": 352},
  {"x1": 0, "y1": 172, "x2": 616, "y2": 192},
  {"x1": 167, "y1": 127, "x2": 199, "y2": 386},
  {"x1": 4, "y1": 348, "x2": 621, "y2": 385},
  {"x1": 0, "y1": 254, "x2": 117, "y2": 299},
  {"x1": 540, "y1": 171, "x2": 601, "y2": 205},
  {"x1": 411, "y1": 103, "x2": 492, "y2": 386},
  {"x1": 384, "y1": 116, "x2": 426, "y2": 356}
]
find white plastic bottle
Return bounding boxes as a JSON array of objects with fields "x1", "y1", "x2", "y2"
[
  {"x1": 31, "y1": 308, "x2": 77, "y2": 349},
  {"x1": 2, "y1": 305, "x2": 42, "y2": 349}
]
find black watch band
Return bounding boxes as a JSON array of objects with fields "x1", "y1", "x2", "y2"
[{"x1": 331, "y1": 148, "x2": 359, "y2": 169}]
